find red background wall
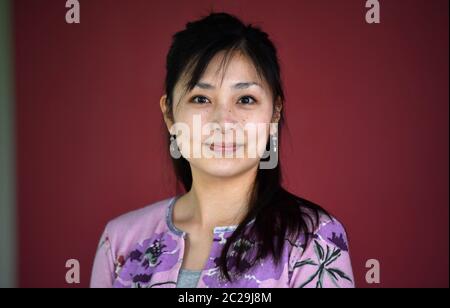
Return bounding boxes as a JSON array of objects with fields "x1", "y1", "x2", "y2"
[{"x1": 13, "y1": 0, "x2": 448, "y2": 287}]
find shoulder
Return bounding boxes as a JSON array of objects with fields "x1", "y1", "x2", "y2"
[
  {"x1": 283, "y1": 192, "x2": 349, "y2": 251},
  {"x1": 313, "y1": 213, "x2": 350, "y2": 252},
  {"x1": 292, "y1": 197, "x2": 350, "y2": 252},
  {"x1": 288, "y1": 210, "x2": 351, "y2": 260},
  {"x1": 102, "y1": 196, "x2": 176, "y2": 259}
]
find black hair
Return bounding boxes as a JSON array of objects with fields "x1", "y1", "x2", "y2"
[{"x1": 163, "y1": 11, "x2": 331, "y2": 283}]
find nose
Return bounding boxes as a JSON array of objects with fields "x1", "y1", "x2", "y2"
[{"x1": 210, "y1": 102, "x2": 238, "y2": 133}]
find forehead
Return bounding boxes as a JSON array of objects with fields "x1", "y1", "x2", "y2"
[
  {"x1": 201, "y1": 51, "x2": 262, "y2": 86},
  {"x1": 175, "y1": 50, "x2": 270, "y2": 95}
]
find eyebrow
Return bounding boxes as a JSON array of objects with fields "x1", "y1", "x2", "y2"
[{"x1": 194, "y1": 81, "x2": 262, "y2": 90}]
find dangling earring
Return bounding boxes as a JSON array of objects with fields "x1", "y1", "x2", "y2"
[
  {"x1": 169, "y1": 134, "x2": 182, "y2": 159},
  {"x1": 259, "y1": 132, "x2": 279, "y2": 170},
  {"x1": 272, "y1": 134, "x2": 277, "y2": 152},
  {"x1": 261, "y1": 133, "x2": 277, "y2": 159}
]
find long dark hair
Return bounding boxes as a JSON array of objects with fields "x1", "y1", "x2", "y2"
[{"x1": 162, "y1": 11, "x2": 331, "y2": 282}]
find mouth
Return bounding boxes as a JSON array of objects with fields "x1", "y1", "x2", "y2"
[{"x1": 206, "y1": 143, "x2": 243, "y2": 153}]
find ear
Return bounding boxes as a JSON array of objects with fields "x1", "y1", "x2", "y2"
[
  {"x1": 160, "y1": 94, "x2": 174, "y2": 132},
  {"x1": 272, "y1": 96, "x2": 283, "y2": 124}
]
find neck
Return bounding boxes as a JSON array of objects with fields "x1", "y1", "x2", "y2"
[{"x1": 183, "y1": 165, "x2": 258, "y2": 231}]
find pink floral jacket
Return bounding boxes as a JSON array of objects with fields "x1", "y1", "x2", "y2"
[{"x1": 90, "y1": 196, "x2": 355, "y2": 288}]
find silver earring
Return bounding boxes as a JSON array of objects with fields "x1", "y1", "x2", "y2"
[
  {"x1": 259, "y1": 133, "x2": 279, "y2": 169},
  {"x1": 169, "y1": 134, "x2": 182, "y2": 159},
  {"x1": 272, "y1": 134, "x2": 277, "y2": 152}
]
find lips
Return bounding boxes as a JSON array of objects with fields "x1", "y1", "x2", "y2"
[{"x1": 207, "y1": 143, "x2": 242, "y2": 152}]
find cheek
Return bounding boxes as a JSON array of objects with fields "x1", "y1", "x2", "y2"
[
  {"x1": 242, "y1": 107, "x2": 274, "y2": 131},
  {"x1": 172, "y1": 109, "x2": 211, "y2": 155},
  {"x1": 244, "y1": 102, "x2": 274, "y2": 122},
  {"x1": 242, "y1": 110, "x2": 274, "y2": 155},
  {"x1": 173, "y1": 108, "x2": 211, "y2": 135}
]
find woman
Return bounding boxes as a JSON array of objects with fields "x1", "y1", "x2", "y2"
[{"x1": 90, "y1": 12, "x2": 355, "y2": 288}]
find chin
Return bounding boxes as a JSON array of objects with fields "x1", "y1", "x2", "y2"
[{"x1": 190, "y1": 158, "x2": 258, "y2": 178}]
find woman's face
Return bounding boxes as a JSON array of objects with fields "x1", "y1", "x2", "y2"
[{"x1": 161, "y1": 51, "x2": 281, "y2": 178}]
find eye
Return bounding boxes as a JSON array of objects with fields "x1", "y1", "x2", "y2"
[
  {"x1": 189, "y1": 95, "x2": 210, "y2": 105},
  {"x1": 238, "y1": 96, "x2": 257, "y2": 105}
]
